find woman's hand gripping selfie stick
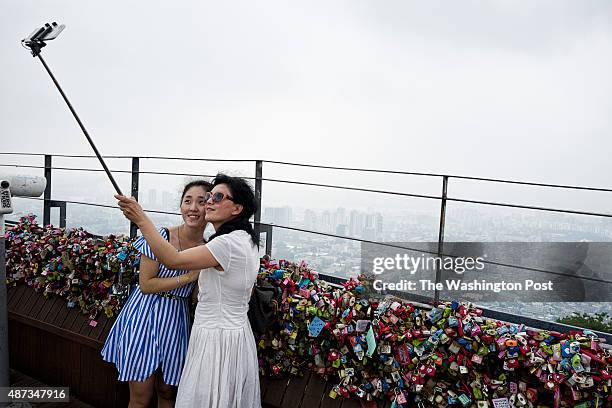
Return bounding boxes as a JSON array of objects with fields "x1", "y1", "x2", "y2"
[{"x1": 21, "y1": 22, "x2": 123, "y2": 196}]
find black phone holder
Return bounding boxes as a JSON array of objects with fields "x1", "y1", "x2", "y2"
[{"x1": 22, "y1": 22, "x2": 65, "y2": 56}]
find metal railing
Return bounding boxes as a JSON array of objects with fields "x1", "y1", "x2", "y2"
[{"x1": 2, "y1": 152, "x2": 612, "y2": 341}]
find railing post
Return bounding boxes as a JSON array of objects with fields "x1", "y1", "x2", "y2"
[
  {"x1": 434, "y1": 176, "x2": 449, "y2": 303},
  {"x1": 265, "y1": 225, "x2": 273, "y2": 257},
  {"x1": 58, "y1": 201, "x2": 66, "y2": 228},
  {"x1": 0, "y1": 215, "x2": 7, "y2": 390},
  {"x1": 43, "y1": 155, "x2": 52, "y2": 226},
  {"x1": 130, "y1": 157, "x2": 140, "y2": 239},
  {"x1": 254, "y1": 160, "x2": 263, "y2": 236}
]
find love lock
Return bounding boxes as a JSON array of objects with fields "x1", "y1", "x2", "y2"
[
  {"x1": 503, "y1": 358, "x2": 518, "y2": 370},
  {"x1": 579, "y1": 376, "x2": 594, "y2": 388},
  {"x1": 572, "y1": 353, "x2": 585, "y2": 373},
  {"x1": 505, "y1": 338, "x2": 519, "y2": 359},
  {"x1": 457, "y1": 393, "x2": 471, "y2": 406},
  {"x1": 379, "y1": 344, "x2": 391, "y2": 354},
  {"x1": 569, "y1": 340, "x2": 581, "y2": 354}
]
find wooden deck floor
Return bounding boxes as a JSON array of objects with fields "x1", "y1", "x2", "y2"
[{"x1": 10, "y1": 370, "x2": 95, "y2": 408}]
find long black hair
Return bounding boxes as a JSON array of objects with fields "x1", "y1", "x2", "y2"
[
  {"x1": 181, "y1": 179, "x2": 212, "y2": 202},
  {"x1": 207, "y1": 173, "x2": 259, "y2": 247}
]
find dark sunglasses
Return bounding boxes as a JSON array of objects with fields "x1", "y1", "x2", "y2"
[{"x1": 205, "y1": 191, "x2": 234, "y2": 203}]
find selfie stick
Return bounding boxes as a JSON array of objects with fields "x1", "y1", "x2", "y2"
[{"x1": 21, "y1": 22, "x2": 123, "y2": 196}]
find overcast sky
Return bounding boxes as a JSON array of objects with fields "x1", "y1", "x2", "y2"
[{"x1": 2, "y1": 1, "x2": 612, "y2": 216}]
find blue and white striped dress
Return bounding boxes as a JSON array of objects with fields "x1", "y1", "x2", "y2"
[{"x1": 101, "y1": 228, "x2": 196, "y2": 386}]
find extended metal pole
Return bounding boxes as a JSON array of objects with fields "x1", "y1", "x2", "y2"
[
  {"x1": 0, "y1": 215, "x2": 9, "y2": 390},
  {"x1": 35, "y1": 52, "x2": 123, "y2": 196}
]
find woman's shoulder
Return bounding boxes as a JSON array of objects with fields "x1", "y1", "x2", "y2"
[
  {"x1": 133, "y1": 227, "x2": 173, "y2": 262},
  {"x1": 210, "y1": 230, "x2": 256, "y2": 250},
  {"x1": 213, "y1": 229, "x2": 248, "y2": 239},
  {"x1": 228, "y1": 229, "x2": 250, "y2": 237},
  {"x1": 229, "y1": 229, "x2": 256, "y2": 244},
  {"x1": 210, "y1": 230, "x2": 245, "y2": 245}
]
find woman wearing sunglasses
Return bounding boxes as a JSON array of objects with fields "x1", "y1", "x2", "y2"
[
  {"x1": 103, "y1": 180, "x2": 211, "y2": 408},
  {"x1": 115, "y1": 173, "x2": 261, "y2": 408}
]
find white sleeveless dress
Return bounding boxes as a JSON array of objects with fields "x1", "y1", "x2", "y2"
[{"x1": 176, "y1": 230, "x2": 261, "y2": 408}]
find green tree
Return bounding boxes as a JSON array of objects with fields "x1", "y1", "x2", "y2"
[{"x1": 557, "y1": 312, "x2": 612, "y2": 334}]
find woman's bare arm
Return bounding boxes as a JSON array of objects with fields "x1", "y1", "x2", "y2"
[
  {"x1": 116, "y1": 194, "x2": 220, "y2": 270},
  {"x1": 138, "y1": 254, "x2": 200, "y2": 293},
  {"x1": 138, "y1": 220, "x2": 219, "y2": 270}
]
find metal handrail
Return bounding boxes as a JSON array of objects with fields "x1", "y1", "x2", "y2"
[
  {"x1": 3, "y1": 152, "x2": 612, "y2": 192},
  {"x1": 3, "y1": 163, "x2": 611, "y2": 218},
  {"x1": 3, "y1": 151, "x2": 612, "y2": 299},
  {"x1": 0, "y1": 152, "x2": 256, "y2": 162},
  {"x1": 11, "y1": 196, "x2": 612, "y2": 286}
]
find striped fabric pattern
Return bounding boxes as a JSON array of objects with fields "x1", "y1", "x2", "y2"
[
  {"x1": 101, "y1": 228, "x2": 197, "y2": 385},
  {"x1": 133, "y1": 228, "x2": 193, "y2": 298}
]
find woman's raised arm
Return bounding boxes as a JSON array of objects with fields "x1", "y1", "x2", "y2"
[{"x1": 116, "y1": 194, "x2": 220, "y2": 270}]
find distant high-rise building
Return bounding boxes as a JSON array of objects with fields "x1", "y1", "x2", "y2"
[
  {"x1": 349, "y1": 210, "x2": 364, "y2": 237},
  {"x1": 363, "y1": 213, "x2": 381, "y2": 240},
  {"x1": 304, "y1": 209, "x2": 318, "y2": 231},
  {"x1": 336, "y1": 207, "x2": 346, "y2": 226},
  {"x1": 365, "y1": 213, "x2": 375, "y2": 229},
  {"x1": 375, "y1": 213, "x2": 383, "y2": 235},
  {"x1": 322, "y1": 210, "x2": 332, "y2": 233},
  {"x1": 264, "y1": 207, "x2": 275, "y2": 222},
  {"x1": 265, "y1": 206, "x2": 293, "y2": 226},
  {"x1": 279, "y1": 206, "x2": 292, "y2": 225},
  {"x1": 147, "y1": 189, "x2": 158, "y2": 207},
  {"x1": 336, "y1": 224, "x2": 348, "y2": 236},
  {"x1": 162, "y1": 191, "x2": 174, "y2": 209}
]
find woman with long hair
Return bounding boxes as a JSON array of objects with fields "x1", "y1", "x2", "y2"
[
  {"x1": 115, "y1": 173, "x2": 261, "y2": 408},
  {"x1": 103, "y1": 180, "x2": 211, "y2": 408}
]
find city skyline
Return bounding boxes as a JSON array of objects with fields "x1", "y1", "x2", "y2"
[
  {"x1": 9, "y1": 190, "x2": 612, "y2": 240},
  {"x1": 7, "y1": 193, "x2": 612, "y2": 322}
]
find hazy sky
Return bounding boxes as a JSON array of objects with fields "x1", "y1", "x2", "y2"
[{"x1": 2, "y1": 1, "x2": 612, "y2": 215}]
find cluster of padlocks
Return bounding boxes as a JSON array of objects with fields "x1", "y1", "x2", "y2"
[
  {"x1": 4, "y1": 217, "x2": 612, "y2": 406},
  {"x1": 5, "y1": 215, "x2": 138, "y2": 322},
  {"x1": 256, "y1": 259, "x2": 612, "y2": 407}
]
